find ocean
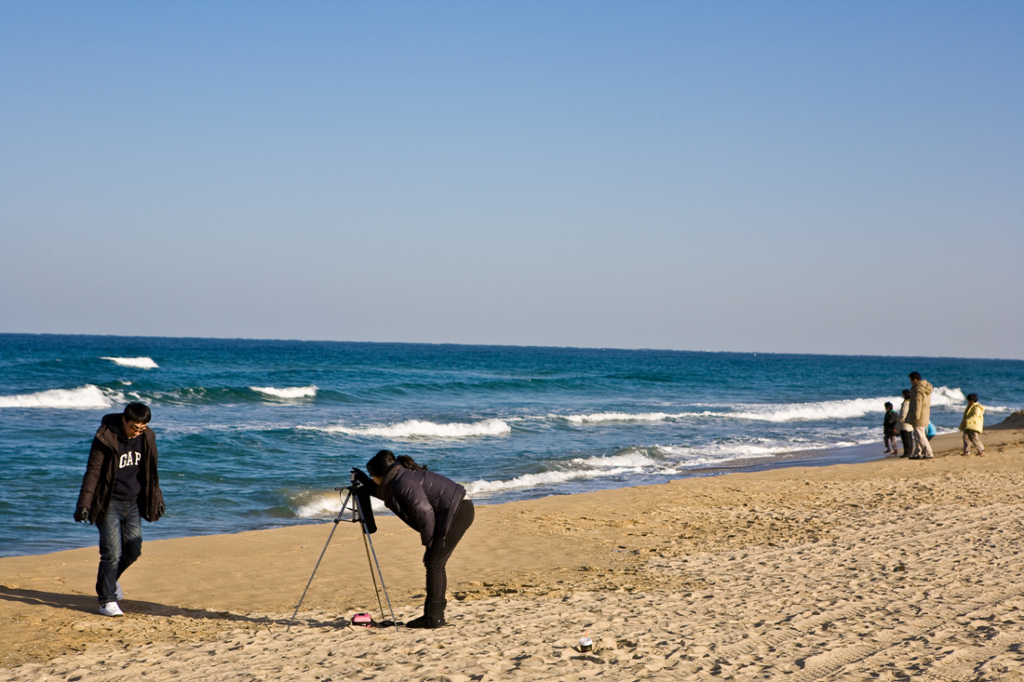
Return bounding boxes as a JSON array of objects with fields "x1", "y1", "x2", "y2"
[{"x1": 1, "y1": 333, "x2": 1021, "y2": 558}]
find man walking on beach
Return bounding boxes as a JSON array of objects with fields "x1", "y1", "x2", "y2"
[
  {"x1": 74, "y1": 402, "x2": 165, "y2": 616},
  {"x1": 906, "y1": 373, "x2": 934, "y2": 459}
]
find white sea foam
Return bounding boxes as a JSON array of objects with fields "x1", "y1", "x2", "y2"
[
  {"x1": 570, "y1": 451, "x2": 660, "y2": 468},
  {"x1": 659, "y1": 441, "x2": 802, "y2": 468},
  {"x1": 0, "y1": 385, "x2": 114, "y2": 409},
  {"x1": 560, "y1": 411, "x2": 679, "y2": 424},
  {"x1": 728, "y1": 387, "x2": 967, "y2": 423},
  {"x1": 102, "y1": 357, "x2": 158, "y2": 369},
  {"x1": 251, "y1": 385, "x2": 319, "y2": 400},
  {"x1": 466, "y1": 468, "x2": 635, "y2": 496},
  {"x1": 729, "y1": 398, "x2": 890, "y2": 422},
  {"x1": 293, "y1": 490, "x2": 387, "y2": 518},
  {"x1": 551, "y1": 387, "x2": 971, "y2": 428},
  {"x1": 931, "y1": 386, "x2": 966, "y2": 406},
  {"x1": 317, "y1": 418, "x2": 511, "y2": 440},
  {"x1": 466, "y1": 449, "x2": 673, "y2": 496}
]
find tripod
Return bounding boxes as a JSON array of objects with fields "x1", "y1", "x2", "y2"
[{"x1": 287, "y1": 480, "x2": 399, "y2": 631}]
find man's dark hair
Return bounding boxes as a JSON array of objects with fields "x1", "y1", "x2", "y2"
[
  {"x1": 909, "y1": 372, "x2": 922, "y2": 381},
  {"x1": 123, "y1": 402, "x2": 152, "y2": 424},
  {"x1": 967, "y1": 393, "x2": 978, "y2": 402},
  {"x1": 884, "y1": 402, "x2": 893, "y2": 409},
  {"x1": 903, "y1": 389, "x2": 912, "y2": 398}
]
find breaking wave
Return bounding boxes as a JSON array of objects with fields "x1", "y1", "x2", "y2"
[
  {"x1": 729, "y1": 386, "x2": 965, "y2": 423},
  {"x1": 102, "y1": 357, "x2": 158, "y2": 369},
  {"x1": 466, "y1": 449, "x2": 673, "y2": 496},
  {"x1": 251, "y1": 385, "x2": 319, "y2": 400},
  {"x1": 314, "y1": 418, "x2": 512, "y2": 440},
  {"x1": 0, "y1": 384, "x2": 114, "y2": 409},
  {"x1": 291, "y1": 489, "x2": 388, "y2": 518},
  {"x1": 560, "y1": 411, "x2": 679, "y2": 424},
  {"x1": 556, "y1": 387, "x2": 970, "y2": 426}
]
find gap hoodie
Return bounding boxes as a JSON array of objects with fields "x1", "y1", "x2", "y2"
[{"x1": 76, "y1": 413, "x2": 165, "y2": 523}]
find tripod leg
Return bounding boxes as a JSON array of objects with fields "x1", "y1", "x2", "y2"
[
  {"x1": 286, "y1": 490, "x2": 353, "y2": 632},
  {"x1": 361, "y1": 526, "x2": 386, "y2": 618},
  {"x1": 353, "y1": 493, "x2": 400, "y2": 629}
]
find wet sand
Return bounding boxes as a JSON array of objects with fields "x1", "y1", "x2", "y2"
[{"x1": 2, "y1": 420, "x2": 1023, "y2": 681}]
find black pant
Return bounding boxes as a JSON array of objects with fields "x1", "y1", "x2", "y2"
[
  {"x1": 899, "y1": 430, "x2": 914, "y2": 455},
  {"x1": 423, "y1": 499, "x2": 474, "y2": 603}
]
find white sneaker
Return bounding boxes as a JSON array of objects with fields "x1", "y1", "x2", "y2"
[
  {"x1": 99, "y1": 602, "x2": 123, "y2": 617},
  {"x1": 115, "y1": 581, "x2": 123, "y2": 600}
]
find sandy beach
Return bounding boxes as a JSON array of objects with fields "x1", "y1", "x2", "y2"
[{"x1": 3, "y1": 418, "x2": 1024, "y2": 681}]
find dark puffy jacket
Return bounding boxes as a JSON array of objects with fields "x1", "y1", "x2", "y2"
[
  {"x1": 883, "y1": 409, "x2": 899, "y2": 435},
  {"x1": 76, "y1": 414, "x2": 165, "y2": 523},
  {"x1": 376, "y1": 465, "x2": 465, "y2": 548}
]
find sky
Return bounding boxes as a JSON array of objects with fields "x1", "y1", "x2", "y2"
[{"x1": 1, "y1": 1, "x2": 1021, "y2": 359}]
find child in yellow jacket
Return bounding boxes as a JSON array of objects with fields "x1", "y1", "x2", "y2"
[{"x1": 959, "y1": 393, "x2": 985, "y2": 457}]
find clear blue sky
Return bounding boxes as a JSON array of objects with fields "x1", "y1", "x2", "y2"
[{"x1": 2, "y1": 1, "x2": 1021, "y2": 358}]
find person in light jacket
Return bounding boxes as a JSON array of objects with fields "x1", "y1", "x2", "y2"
[
  {"x1": 959, "y1": 393, "x2": 986, "y2": 457},
  {"x1": 906, "y1": 372, "x2": 934, "y2": 459},
  {"x1": 353, "y1": 450, "x2": 474, "y2": 629}
]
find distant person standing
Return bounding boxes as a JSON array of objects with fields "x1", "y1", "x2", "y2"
[
  {"x1": 959, "y1": 393, "x2": 986, "y2": 457},
  {"x1": 897, "y1": 389, "x2": 915, "y2": 458},
  {"x1": 75, "y1": 402, "x2": 165, "y2": 616},
  {"x1": 906, "y1": 372, "x2": 934, "y2": 459},
  {"x1": 882, "y1": 402, "x2": 899, "y2": 454}
]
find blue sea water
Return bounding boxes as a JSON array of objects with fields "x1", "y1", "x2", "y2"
[{"x1": 1, "y1": 333, "x2": 1021, "y2": 558}]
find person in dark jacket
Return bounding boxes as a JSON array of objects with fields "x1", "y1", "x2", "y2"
[
  {"x1": 75, "y1": 402, "x2": 165, "y2": 617},
  {"x1": 882, "y1": 402, "x2": 899, "y2": 454},
  {"x1": 353, "y1": 449, "x2": 474, "y2": 629}
]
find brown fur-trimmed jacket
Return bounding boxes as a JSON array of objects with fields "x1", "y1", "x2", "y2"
[{"x1": 76, "y1": 414, "x2": 165, "y2": 523}]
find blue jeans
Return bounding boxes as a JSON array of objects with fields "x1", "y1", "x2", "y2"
[{"x1": 96, "y1": 500, "x2": 142, "y2": 604}]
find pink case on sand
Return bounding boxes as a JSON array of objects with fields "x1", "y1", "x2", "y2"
[{"x1": 352, "y1": 612, "x2": 373, "y2": 625}]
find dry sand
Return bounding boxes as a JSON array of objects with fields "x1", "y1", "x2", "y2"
[{"x1": 3, "y1": 420, "x2": 1024, "y2": 681}]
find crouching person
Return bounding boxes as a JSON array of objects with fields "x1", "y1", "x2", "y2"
[
  {"x1": 75, "y1": 402, "x2": 165, "y2": 616},
  {"x1": 353, "y1": 449, "x2": 474, "y2": 628}
]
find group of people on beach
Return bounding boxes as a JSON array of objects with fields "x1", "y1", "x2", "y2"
[
  {"x1": 882, "y1": 372, "x2": 986, "y2": 460},
  {"x1": 74, "y1": 402, "x2": 472, "y2": 627}
]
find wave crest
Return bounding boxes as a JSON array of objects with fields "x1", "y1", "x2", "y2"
[
  {"x1": 0, "y1": 385, "x2": 114, "y2": 409},
  {"x1": 931, "y1": 386, "x2": 966, "y2": 406},
  {"x1": 251, "y1": 385, "x2": 318, "y2": 400},
  {"x1": 560, "y1": 411, "x2": 677, "y2": 424},
  {"x1": 317, "y1": 418, "x2": 511, "y2": 440},
  {"x1": 102, "y1": 357, "x2": 158, "y2": 369},
  {"x1": 466, "y1": 448, "x2": 671, "y2": 496},
  {"x1": 291, "y1": 490, "x2": 387, "y2": 518},
  {"x1": 729, "y1": 386, "x2": 967, "y2": 423}
]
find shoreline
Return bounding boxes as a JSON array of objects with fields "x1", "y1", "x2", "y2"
[
  {"x1": 3, "y1": 436, "x2": 916, "y2": 561},
  {"x1": 3, "y1": 424, "x2": 1023, "y2": 679}
]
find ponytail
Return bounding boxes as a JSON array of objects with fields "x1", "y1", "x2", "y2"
[{"x1": 397, "y1": 455, "x2": 427, "y2": 471}]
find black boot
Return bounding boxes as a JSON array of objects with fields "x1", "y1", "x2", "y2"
[{"x1": 406, "y1": 599, "x2": 446, "y2": 629}]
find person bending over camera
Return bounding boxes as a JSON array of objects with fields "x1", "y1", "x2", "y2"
[{"x1": 352, "y1": 450, "x2": 474, "y2": 629}]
